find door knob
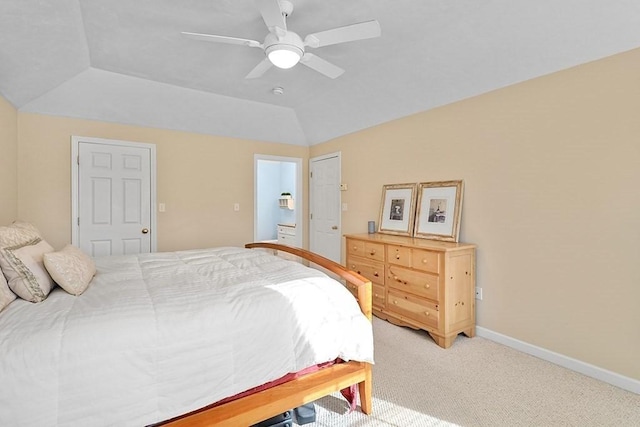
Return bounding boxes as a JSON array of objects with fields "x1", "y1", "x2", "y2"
[
  {"x1": 141, "y1": 228, "x2": 149, "y2": 234},
  {"x1": 331, "y1": 226, "x2": 338, "y2": 230}
]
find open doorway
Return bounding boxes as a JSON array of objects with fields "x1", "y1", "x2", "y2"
[{"x1": 254, "y1": 155, "x2": 303, "y2": 248}]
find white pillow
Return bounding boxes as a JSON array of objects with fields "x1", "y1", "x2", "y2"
[
  {"x1": 0, "y1": 222, "x2": 55, "y2": 303},
  {"x1": 0, "y1": 271, "x2": 16, "y2": 312},
  {"x1": 44, "y1": 245, "x2": 96, "y2": 296}
]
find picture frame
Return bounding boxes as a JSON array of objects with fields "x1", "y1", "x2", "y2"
[
  {"x1": 378, "y1": 183, "x2": 418, "y2": 236},
  {"x1": 414, "y1": 180, "x2": 464, "y2": 242}
]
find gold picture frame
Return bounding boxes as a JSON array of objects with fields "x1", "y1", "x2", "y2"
[
  {"x1": 378, "y1": 183, "x2": 417, "y2": 236},
  {"x1": 414, "y1": 180, "x2": 464, "y2": 242}
]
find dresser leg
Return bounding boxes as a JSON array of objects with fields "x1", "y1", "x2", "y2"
[
  {"x1": 429, "y1": 333, "x2": 453, "y2": 349},
  {"x1": 462, "y1": 327, "x2": 475, "y2": 338}
]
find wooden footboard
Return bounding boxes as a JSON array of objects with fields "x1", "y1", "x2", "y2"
[
  {"x1": 246, "y1": 242, "x2": 373, "y2": 322},
  {"x1": 159, "y1": 243, "x2": 373, "y2": 426}
]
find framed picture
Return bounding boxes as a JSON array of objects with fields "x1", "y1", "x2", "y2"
[
  {"x1": 378, "y1": 183, "x2": 417, "y2": 236},
  {"x1": 414, "y1": 180, "x2": 464, "y2": 242}
]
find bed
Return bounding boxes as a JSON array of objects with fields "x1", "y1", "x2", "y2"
[{"x1": 0, "y1": 236, "x2": 373, "y2": 427}]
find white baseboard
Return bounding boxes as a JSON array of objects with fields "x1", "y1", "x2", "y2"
[{"x1": 476, "y1": 326, "x2": 640, "y2": 395}]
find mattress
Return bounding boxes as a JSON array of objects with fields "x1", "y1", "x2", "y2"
[{"x1": 0, "y1": 247, "x2": 374, "y2": 426}]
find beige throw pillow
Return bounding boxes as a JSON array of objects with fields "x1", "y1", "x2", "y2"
[
  {"x1": 0, "y1": 221, "x2": 41, "y2": 247},
  {"x1": 0, "y1": 271, "x2": 16, "y2": 312},
  {"x1": 44, "y1": 245, "x2": 96, "y2": 296},
  {"x1": 0, "y1": 238, "x2": 56, "y2": 302},
  {"x1": 0, "y1": 222, "x2": 56, "y2": 303}
]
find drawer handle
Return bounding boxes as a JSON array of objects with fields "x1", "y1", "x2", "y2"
[
  {"x1": 395, "y1": 253, "x2": 400, "y2": 260},
  {"x1": 373, "y1": 272, "x2": 379, "y2": 277},
  {"x1": 393, "y1": 300, "x2": 398, "y2": 305},
  {"x1": 353, "y1": 246, "x2": 358, "y2": 251},
  {"x1": 425, "y1": 284, "x2": 430, "y2": 289},
  {"x1": 351, "y1": 264, "x2": 356, "y2": 269},
  {"x1": 369, "y1": 250, "x2": 376, "y2": 255},
  {"x1": 424, "y1": 311, "x2": 430, "y2": 316},
  {"x1": 374, "y1": 293, "x2": 379, "y2": 298},
  {"x1": 422, "y1": 259, "x2": 428, "y2": 264}
]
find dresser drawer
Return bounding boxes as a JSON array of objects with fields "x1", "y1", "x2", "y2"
[
  {"x1": 411, "y1": 249, "x2": 440, "y2": 274},
  {"x1": 277, "y1": 225, "x2": 296, "y2": 236},
  {"x1": 347, "y1": 258, "x2": 384, "y2": 286},
  {"x1": 387, "y1": 265, "x2": 438, "y2": 300},
  {"x1": 346, "y1": 239, "x2": 385, "y2": 262},
  {"x1": 344, "y1": 278, "x2": 385, "y2": 309},
  {"x1": 277, "y1": 233, "x2": 294, "y2": 245},
  {"x1": 387, "y1": 245, "x2": 412, "y2": 267},
  {"x1": 364, "y1": 242, "x2": 385, "y2": 262},
  {"x1": 372, "y1": 284, "x2": 386, "y2": 309},
  {"x1": 388, "y1": 289, "x2": 439, "y2": 329},
  {"x1": 347, "y1": 239, "x2": 366, "y2": 259},
  {"x1": 345, "y1": 281, "x2": 359, "y2": 299}
]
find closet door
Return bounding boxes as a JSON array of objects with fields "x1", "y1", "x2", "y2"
[
  {"x1": 309, "y1": 152, "x2": 341, "y2": 263},
  {"x1": 73, "y1": 137, "x2": 156, "y2": 256}
]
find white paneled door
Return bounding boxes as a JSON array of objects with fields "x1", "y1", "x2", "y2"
[
  {"x1": 74, "y1": 138, "x2": 156, "y2": 257},
  {"x1": 309, "y1": 153, "x2": 341, "y2": 263}
]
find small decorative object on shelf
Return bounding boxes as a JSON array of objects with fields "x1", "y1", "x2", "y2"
[{"x1": 279, "y1": 193, "x2": 294, "y2": 209}]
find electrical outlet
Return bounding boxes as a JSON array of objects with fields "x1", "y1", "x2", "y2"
[
  {"x1": 475, "y1": 287, "x2": 483, "y2": 300},
  {"x1": 233, "y1": 203, "x2": 240, "y2": 212}
]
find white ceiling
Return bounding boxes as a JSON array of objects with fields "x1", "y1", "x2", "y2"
[{"x1": 1, "y1": 1, "x2": 639, "y2": 146}]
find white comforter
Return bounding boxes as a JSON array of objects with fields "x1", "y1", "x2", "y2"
[{"x1": 0, "y1": 247, "x2": 373, "y2": 426}]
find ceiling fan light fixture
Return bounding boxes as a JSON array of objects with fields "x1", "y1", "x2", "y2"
[{"x1": 266, "y1": 44, "x2": 302, "y2": 69}]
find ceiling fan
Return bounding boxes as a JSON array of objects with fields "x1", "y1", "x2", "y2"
[{"x1": 181, "y1": 0, "x2": 381, "y2": 79}]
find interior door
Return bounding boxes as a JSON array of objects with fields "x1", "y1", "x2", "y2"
[
  {"x1": 309, "y1": 153, "x2": 341, "y2": 262},
  {"x1": 74, "y1": 138, "x2": 155, "y2": 256}
]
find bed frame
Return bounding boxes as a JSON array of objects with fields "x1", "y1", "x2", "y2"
[{"x1": 158, "y1": 242, "x2": 373, "y2": 427}]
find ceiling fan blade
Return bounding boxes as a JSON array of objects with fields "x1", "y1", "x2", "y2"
[
  {"x1": 181, "y1": 32, "x2": 262, "y2": 48},
  {"x1": 300, "y1": 53, "x2": 344, "y2": 79},
  {"x1": 304, "y1": 20, "x2": 381, "y2": 48},
  {"x1": 257, "y1": 0, "x2": 287, "y2": 36},
  {"x1": 245, "y1": 57, "x2": 273, "y2": 79}
]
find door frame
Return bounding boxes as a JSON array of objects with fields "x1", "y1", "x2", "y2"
[
  {"x1": 254, "y1": 154, "x2": 303, "y2": 248},
  {"x1": 309, "y1": 151, "x2": 341, "y2": 261},
  {"x1": 71, "y1": 136, "x2": 158, "y2": 252}
]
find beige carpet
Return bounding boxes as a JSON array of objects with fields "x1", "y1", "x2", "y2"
[{"x1": 305, "y1": 317, "x2": 640, "y2": 426}]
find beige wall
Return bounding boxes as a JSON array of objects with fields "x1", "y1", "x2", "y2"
[
  {"x1": 0, "y1": 95, "x2": 18, "y2": 224},
  {"x1": 16, "y1": 114, "x2": 308, "y2": 252},
  {"x1": 10, "y1": 48, "x2": 640, "y2": 383},
  {"x1": 311, "y1": 48, "x2": 640, "y2": 381}
]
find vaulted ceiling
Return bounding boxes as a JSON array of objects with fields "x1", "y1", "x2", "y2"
[{"x1": 1, "y1": 1, "x2": 639, "y2": 146}]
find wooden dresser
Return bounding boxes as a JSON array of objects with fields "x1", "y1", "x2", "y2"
[{"x1": 344, "y1": 233, "x2": 476, "y2": 348}]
